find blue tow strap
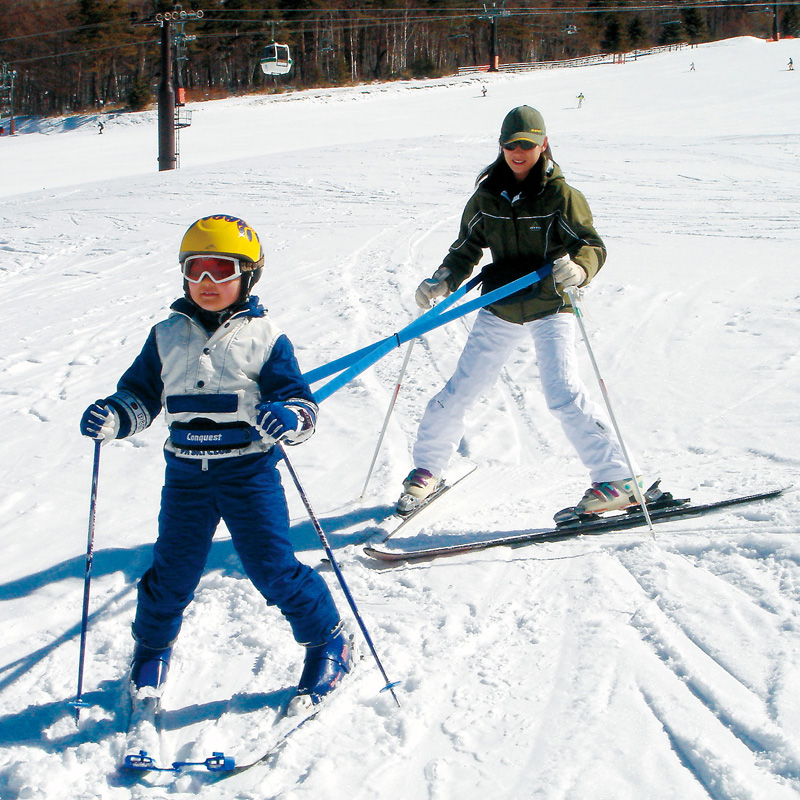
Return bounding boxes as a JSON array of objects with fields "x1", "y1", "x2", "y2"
[
  {"x1": 302, "y1": 274, "x2": 483, "y2": 387},
  {"x1": 306, "y1": 264, "x2": 553, "y2": 403}
]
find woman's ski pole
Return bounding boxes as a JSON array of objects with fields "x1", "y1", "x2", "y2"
[
  {"x1": 358, "y1": 277, "x2": 486, "y2": 500},
  {"x1": 278, "y1": 444, "x2": 401, "y2": 707},
  {"x1": 359, "y1": 338, "x2": 416, "y2": 501},
  {"x1": 565, "y1": 286, "x2": 653, "y2": 531},
  {"x1": 72, "y1": 440, "x2": 102, "y2": 723}
]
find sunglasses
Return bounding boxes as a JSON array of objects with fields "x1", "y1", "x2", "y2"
[
  {"x1": 502, "y1": 140, "x2": 538, "y2": 151},
  {"x1": 182, "y1": 255, "x2": 243, "y2": 284}
]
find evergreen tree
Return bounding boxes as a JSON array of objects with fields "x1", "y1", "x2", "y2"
[
  {"x1": 68, "y1": 0, "x2": 126, "y2": 46},
  {"x1": 681, "y1": 7, "x2": 706, "y2": 43},
  {"x1": 780, "y1": 4, "x2": 799, "y2": 37},
  {"x1": 127, "y1": 73, "x2": 151, "y2": 111},
  {"x1": 659, "y1": 19, "x2": 684, "y2": 45},
  {"x1": 627, "y1": 16, "x2": 647, "y2": 49},
  {"x1": 600, "y1": 16, "x2": 624, "y2": 53}
]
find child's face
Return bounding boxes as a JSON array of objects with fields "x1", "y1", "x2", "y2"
[{"x1": 188, "y1": 275, "x2": 243, "y2": 311}]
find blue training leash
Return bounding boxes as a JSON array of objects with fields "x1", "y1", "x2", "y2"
[
  {"x1": 310, "y1": 263, "x2": 553, "y2": 403},
  {"x1": 302, "y1": 273, "x2": 483, "y2": 387}
]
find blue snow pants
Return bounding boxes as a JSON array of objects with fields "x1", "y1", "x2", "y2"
[{"x1": 132, "y1": 450, "x2": 340, "y2": 650}]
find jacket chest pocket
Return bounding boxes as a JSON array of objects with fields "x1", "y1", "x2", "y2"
[{"x1": 520, "y1": 217, "x2": 552, "y2": 255}]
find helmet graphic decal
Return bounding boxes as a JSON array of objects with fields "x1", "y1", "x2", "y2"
[{"x1": 202, "y1": 214, "x2": 257, "y2": 245}]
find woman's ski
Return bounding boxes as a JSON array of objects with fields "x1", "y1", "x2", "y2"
[
  {"x1": 364, "y1": 486, "x2": 789, "y2": 563},
  {"x1": 379, "y1": 464, "x2": 478, "y2": 542}
]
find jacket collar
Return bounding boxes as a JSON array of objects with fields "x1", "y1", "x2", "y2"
[
  {"x1": 171, "y1": 295, "x2": 267, "y2": 332},
  {"x1": 484, "y1": 157, "x2": 559, "y2": 203}
]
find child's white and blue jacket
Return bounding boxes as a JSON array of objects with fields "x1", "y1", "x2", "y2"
[{"x1": 103, "y1": 296, "x2": 317, "y2": 460}]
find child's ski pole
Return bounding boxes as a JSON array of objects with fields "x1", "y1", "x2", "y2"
[
  {"x1": 565, "y1": 286, "x2": 653, "y2": 531},
  {"x1": 278, "y1": 444, "x2": 401, "y2": 706},
  {"x1": 72, "y1": 440, "x2": 102, "y2": 723}
]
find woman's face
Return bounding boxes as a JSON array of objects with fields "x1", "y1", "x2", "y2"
[{"x1": 502, "y1": 138, "x2": 545, "y2": 181}]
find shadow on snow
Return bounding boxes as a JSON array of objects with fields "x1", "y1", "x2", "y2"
[{"x1": 0, "y1": 502, "x2": 391, "y2": 700}]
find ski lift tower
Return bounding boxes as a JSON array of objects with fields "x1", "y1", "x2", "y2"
[
  {"x1": 172, "y1": 13, "x2": 197, "y2": 167},
  {"x1": 479, "y1": 2, "x2": 509, "y2": 72},
  {"x1": 137, "y1": 6, "x2": 203, "y2": 172},
  {"x1": 0, "y1": 62, "x2": 17, "y2": 135}
]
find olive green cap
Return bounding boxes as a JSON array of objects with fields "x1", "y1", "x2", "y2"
[{"x1": 499, "y1": 106, "x2": 547, "y2": 146}]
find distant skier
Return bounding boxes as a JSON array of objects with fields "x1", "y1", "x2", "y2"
[
  {"x1": 80, "y1": 215, "x2": 352, "y2": 706},
  {"x1": 98, "y1": 120, "x2": 105, "y2": 134},
  {"x1": 690, "y1": 62, "x2": 695, "y2": 71},
  {"x1": 398, "y1": 106, "x2": 641, "y2": 521},
  {"x1": 789, "y1": 58, "x2": 794, "y2": 71},
  {"x1": 576, "y1": 92, "x2": 585, "y2": 108},
  {"x1": 482, "y1": 85, "x2": 488, "y2": 97}
]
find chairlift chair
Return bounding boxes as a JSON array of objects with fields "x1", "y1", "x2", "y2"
[{"x1": 260, "y1": 43, "x2": 293, "y2": 75}]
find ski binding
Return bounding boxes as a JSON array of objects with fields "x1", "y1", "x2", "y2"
[
  {"x1": 124, "y1": 749, "x2": 235, "y2": 773},
  {"x1": 553, "y1": 480, "x2": 683, "y2": 525}
]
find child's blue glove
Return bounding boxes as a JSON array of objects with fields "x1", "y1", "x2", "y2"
[
  {"x1": 254, "y1": 402, "x2": 301, "y2": 444},
  {"x1": 80, "y1": 400, "x2": 120, "y2": 444}
]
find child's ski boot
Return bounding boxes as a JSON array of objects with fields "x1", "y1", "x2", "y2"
[
  {"x1": 130, "y1": 642, "x2": 172, "y2": 692},
  {"x1": 294, "y1": 624, "x2": 353, "y2": 710}
]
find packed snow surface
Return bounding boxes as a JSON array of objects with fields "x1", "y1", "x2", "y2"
[{"x1": 1, "y1": 36, "x2": 799, "y2": 800}]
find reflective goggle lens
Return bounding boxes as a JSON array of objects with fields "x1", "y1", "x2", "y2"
[
  {"x1": 182, "y1": 255, "x2": 242, "y2": 284},
  {"x1": 502, "y1": 140, "x2": 537, "y2": 151}
]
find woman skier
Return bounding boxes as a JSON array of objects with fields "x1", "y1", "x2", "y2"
[{"x1": 398, "y1": 106, "x2": 640, "y2": 522}]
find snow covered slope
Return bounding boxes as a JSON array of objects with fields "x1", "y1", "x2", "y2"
[{"x1": 1, "y1": 36, "x2": 799, "y2": 799}]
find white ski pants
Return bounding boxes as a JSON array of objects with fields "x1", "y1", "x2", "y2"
[{"x1": 412, "y1": 309, "x2": 634, "y2": 483}]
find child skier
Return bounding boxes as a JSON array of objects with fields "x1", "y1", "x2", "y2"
[
  {"x1": 398, "y1": 106, "x2": 640, "y2": 521},
  {"x1": 80, "y1": 214, "x2": 351, "y2": 706}
]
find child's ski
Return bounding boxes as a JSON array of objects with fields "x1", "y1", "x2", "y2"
[
  {"x1": 207, "y1": 698, "x2": 323, "y2": 778},
  {"x1": 121, "y1": 697, "x2": 314, "y2": 776},
  {"x1": 122, "y1": 691, "x2": 171, "y2": 774},
  {"x1": 123, "y1": 636, "x2": 364, "y2": 777}
]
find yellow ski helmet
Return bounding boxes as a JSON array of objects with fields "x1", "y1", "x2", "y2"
[{"x1": 179, "y1": 215, "x2": 264, "y2": 298}]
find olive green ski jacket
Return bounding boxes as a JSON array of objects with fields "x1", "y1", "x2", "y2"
[{"x1": 440, "y1": 158, "x2": 606, "y2": 324}]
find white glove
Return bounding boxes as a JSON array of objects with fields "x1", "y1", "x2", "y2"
[
  {"x1": 552, "y1": 256, "x2": 586, "y2": 289},
  {"x1": 415, "y1": 267, "x2": 452, "y2": 309}
]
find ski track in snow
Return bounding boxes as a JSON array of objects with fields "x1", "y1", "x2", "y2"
[{"x1": 1, "y1": 36, "x2": 800, "y2": 800}]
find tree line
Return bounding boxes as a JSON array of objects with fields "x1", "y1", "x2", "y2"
[{"x1": 1, "y1": 1, "x2": 798, "y2": 117}]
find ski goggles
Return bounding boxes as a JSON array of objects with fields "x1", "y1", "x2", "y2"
[
  {"x1": 502, "y1": 140, "x2": 538, "y2": 151},
  {"x1": 182, "y1": 255, "x2": 243, "y2": 284}
]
